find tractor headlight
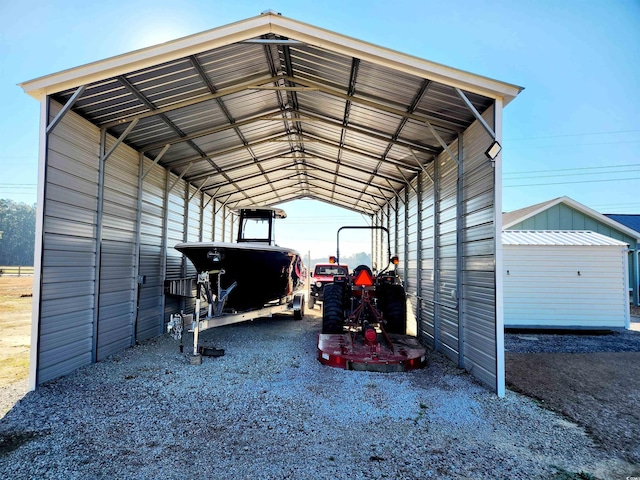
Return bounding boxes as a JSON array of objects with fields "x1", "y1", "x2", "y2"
[{"x1": 315, "y1": 281, "x2": 322, "y2": 288}]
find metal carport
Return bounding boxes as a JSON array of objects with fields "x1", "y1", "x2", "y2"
[{"x1": 20, "y1": 11, "x2": 523, "y2": 394}]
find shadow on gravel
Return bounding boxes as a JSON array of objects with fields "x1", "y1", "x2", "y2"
[{"x1": 506, "y1": 351, "x2": 640, "y2": 465}]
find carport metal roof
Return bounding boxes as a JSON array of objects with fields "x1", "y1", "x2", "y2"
[{"x1": 21, "y1": 11, "x2": 523, "y2": 215}]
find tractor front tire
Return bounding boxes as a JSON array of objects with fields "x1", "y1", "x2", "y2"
[{"x1": 322, "y1": 282, "x2": 345, "y2": 334}]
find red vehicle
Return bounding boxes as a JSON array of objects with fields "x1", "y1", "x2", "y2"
[
  {"x1": 309, "y1": 262, "x2": 349, "y2": 309},
  {"x1": 317, "y1": 226, "x2": 427, "y2": 372}
]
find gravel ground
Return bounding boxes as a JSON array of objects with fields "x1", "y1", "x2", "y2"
[
  {"x1": 1, "y1": 312, "x2": 638, "y2": 479},
  {"x1": 505, "y1": 323, "x2": 640, "y2": 354}
]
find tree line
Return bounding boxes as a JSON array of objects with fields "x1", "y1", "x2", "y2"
[
  {"x1": 0, "y1": 199, "x2": 36, "y2": 266},
  {"x1": 308, "y1": 252, "x2": 372, "y2": 271}
]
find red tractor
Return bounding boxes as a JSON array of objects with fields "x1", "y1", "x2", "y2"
[{"x1": 317, "y1": 226, "x2": 427, "y2": 372}]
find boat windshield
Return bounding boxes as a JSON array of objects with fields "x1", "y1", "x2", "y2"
[{"x1": 239, "y1": 217, "x2": 271, "y2": 243}]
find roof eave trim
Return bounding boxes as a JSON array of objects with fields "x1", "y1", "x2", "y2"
[
  {"x1": 20, "y1": 12, "x2": 523, "y2": 104},
  {"x1": 19, "y1": 14, "x2": 274, "y2": 100},
  {"x1": 268, "y1": 15, "x2": 523, "y2": 104}
]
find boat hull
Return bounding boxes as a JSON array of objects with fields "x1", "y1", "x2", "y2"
[{"x1": 175, "y1": 242, "x2": 304, "y2": 311}]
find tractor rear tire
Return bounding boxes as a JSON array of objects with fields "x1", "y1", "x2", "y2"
[
  {"x1": 378, "y1": 284, "x2": 406, "y2": 335},
  {"x1": 322, "y1": 282, "x2": 345, "y2": 334}
]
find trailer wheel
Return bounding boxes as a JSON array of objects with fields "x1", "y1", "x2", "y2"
[
  {"x1": 294, "y1": 295, "x2": 305, "y2": 320},
  {"x1": 378, "y1": 284, "x2": 406, "y2": 335},
  {"x1": 322, "y1": 282, "x2": 345, "y2": 334},
  {"x1": 308, "y1": 295, "x2": 316, "y2": 310}
]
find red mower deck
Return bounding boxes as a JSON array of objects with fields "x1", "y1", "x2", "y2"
[{"x1": 318, "y1": 332, "x2": 427, "y2": 372}]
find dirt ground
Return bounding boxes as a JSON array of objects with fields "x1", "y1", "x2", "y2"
[
  {"x1": 506, "y1": 351, "x2": 640, "y2": 466},
  {"x1": 1, "y1": 277, "x2": 639, "y2": 470},
  {"x1": 0, "y1": 277, "x2": 32, "y2": 386}
]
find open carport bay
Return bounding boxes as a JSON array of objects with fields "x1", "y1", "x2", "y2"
[
  {"x1": 1, "y1": 311, "x2": 637, "y2": 479},
  {"x1": 21, "y1": 11, "x2": 523, "y2": 395}
]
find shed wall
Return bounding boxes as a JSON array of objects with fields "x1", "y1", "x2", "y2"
[
  {"x1": 507, "y1": 204, "x2": 638, "y2": 301},
  {"x1": 503, "y1": 244, "x2": 629, "y2": 328}
]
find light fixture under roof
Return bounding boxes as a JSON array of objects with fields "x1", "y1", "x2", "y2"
[{"x1": 485, "y1": 141, "x2": 502, "y2": 160}]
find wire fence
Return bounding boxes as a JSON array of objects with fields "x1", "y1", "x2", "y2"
[{"x1": 0, "y1": 266, "x2": 34, "y2": 276}]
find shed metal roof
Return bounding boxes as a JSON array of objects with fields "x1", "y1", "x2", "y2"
[
  {"x1": 20, "y1": 11, "x2": 523, "y2": 215},
  {"x1": 604, "y1": 214, "x2": 640, "y2": 235},
  {"x1": 502, "y1": 230, "x2": 629, "y2": 247},
  {"x1": 503, "y1": 196, "x2": 640, "y2": 241}
]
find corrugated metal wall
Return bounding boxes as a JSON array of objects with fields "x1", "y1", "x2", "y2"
[
  {"x1": 435, "y1": 141, "x2": 460, "y2": 363},
  {"x1": 503, "y1": 244, "x2": 628, "y2": 327},
  {"x1": 38, "y1": 102, "x2": 100, "y2": 383},
  {"x1": 137, "y1": 158, "x2": 166, "y2": 341},
  {"x1": 202, "y1": 196, "x2": 214, "y2": 241},
  {"x1": 459, "y1": 105, "x2": 498, "y2": 388},
  {"x1": 397, "y1": 104, "x2": 498, "y2": 390},
  {"x1": 96, "y1": 136, "x2": 139, "y2": 360},
  {"x1": 38, "y1": 102, "x2": 187, "y2": 382},
  {"x1": 419, "y1": 164, "x2": 436, "y2": 348},
  {"x1": 164, "y1": 173, "x2": 187, "y2": 320}
]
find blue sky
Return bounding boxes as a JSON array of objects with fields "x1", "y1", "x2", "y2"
[{"x1": 1, "y1": 0, "x2": 638, "y2": 256}]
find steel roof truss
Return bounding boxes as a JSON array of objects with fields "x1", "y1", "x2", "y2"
[
  {"x1": 407, "y1": 148, "x2": 434, "y2": 184},
  {"x1": 141, "y1": 144, "x2": 170, "y2": 180},
  {"x1": 167, "y1": 131, "x2": 294, "y2": 170},
  {"x1": 304, "y1": 179, "x2": 385, "y2": 207},
  {"x1": 297, "y1": 160, "x2": 397, "y2": 193},
  {"x1": 289, "y1": 111, "x2": 438, "y2": 155},
  {"x1": 381, "y1": 78, "x2": 431, "y2": 159},
  {"x1": 142, "y1": 107, "x2": 286, "y2": 153},
  {"x1": 167, "y1": 162, "x2": 193, "y2": 193},
  {"x1": 395, "y1": 166, "x2": 418, "y2": 196},
  {"x1": 118, "y1": 75, "x2": 215, "y2": 165},
  {"x1": 455, "y1": 87, "x2": 496, "y2": 139},
  {"x1": 300, "y1": 132, "x2": 421, "y2": 172},
  {"x1": 47, "y1": 85, "x2": 87, "y2": 134},
  {"x1": 101, "y1": 73, "x2": 283, "y2": 129},
  {"x1": 282, "y1": 75, "x2": 463, "y2": 133},
  {"x1": 200, "y1": 164, "x2": 296, "y2": 192},
  {"x1": 426, "y1": 121, "x2": 458, "y2": 165},
  {"x1": 302, "y1": 173, "x2": 387, "y2": 202},
  {"x1": 101, "y1": 118, "x2": 139, "y2": 163},
  {"x1": 189, "y1": 175, "x2": 211, "y2": 201}
]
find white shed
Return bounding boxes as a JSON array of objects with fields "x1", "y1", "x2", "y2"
[{"x1": 502, "y1": 230, "x2": 629, "y2": 329}]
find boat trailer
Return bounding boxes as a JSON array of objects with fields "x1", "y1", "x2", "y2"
[{"x1": 166, "y1": 271, "x2": 305, "y2": 364}]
